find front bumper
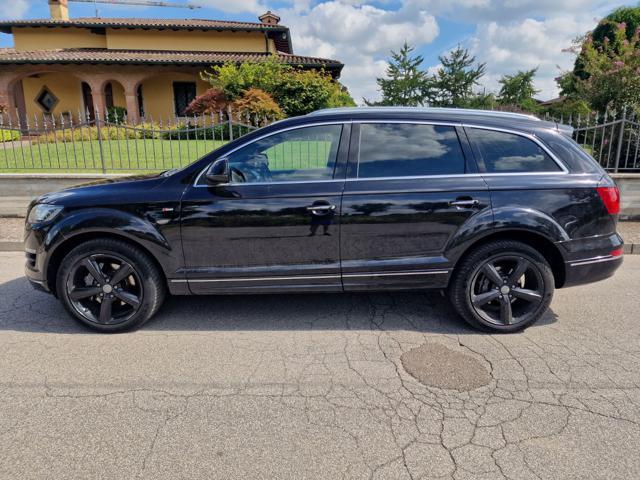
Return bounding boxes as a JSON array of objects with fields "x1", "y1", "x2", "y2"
[{"x1": 24, "y1": 223, "x2": 54, "y2": 294}]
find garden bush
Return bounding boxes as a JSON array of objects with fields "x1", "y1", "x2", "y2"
[{"x1": 0, "y1": 129, "x2": 21, "y2": 142}]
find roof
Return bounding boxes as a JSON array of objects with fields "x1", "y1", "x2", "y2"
[
  {"x1": 0, "y1": 48, "x2": 343, "y2": 74},
  {"x1": 301, "y1": 106, "x2": 569, "y2": 135},
  {"x1": 0, "y1": 17, "x2": 288, "y2": 33}
]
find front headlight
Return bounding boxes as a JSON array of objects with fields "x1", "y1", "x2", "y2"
[{"x1": 27, "y1": 204, "x2": 63, "y2": 224}]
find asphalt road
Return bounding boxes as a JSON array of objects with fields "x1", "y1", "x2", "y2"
[{"x1": 1, "y1": 252, "x2": 640, "y2": 480}]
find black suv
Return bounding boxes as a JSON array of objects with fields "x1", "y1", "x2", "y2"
[{"x1": 24, "y1": 107, "x2": 624, "y2": 333}]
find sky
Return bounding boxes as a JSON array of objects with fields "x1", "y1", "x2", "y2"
[{"x1": 0, "y1": 0, "x2": 634, "y2": 103}]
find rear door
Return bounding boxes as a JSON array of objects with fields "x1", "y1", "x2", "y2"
[
  {"x1": 340, "y1": 121, "x2": 491, "y2": 291},
  {"x1": 180, "y1": 122, "x2": 349, "y2": 294}
]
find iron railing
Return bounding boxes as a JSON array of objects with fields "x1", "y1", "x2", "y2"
[
  {"x1": 0, "y1": 108, "x2": 272, "y2": 173},
  {"x1": 1, "y1": 107, "x2": 639, "y2": 173}
]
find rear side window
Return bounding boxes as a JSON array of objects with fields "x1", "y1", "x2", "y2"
[
  {"x1": 357, "y1": 123, "x2": 466, "y2": 178},
  {"x1": 467, "y1": 128, "x2": 561, "y2": 173}
]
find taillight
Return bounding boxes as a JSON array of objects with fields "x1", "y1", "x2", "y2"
[
  {"x1": 596, "y1": 186, "x2": 621, "y2": 215},
  {"x1": 611, "y1": 248, "x2": 624, "y2": 257}
]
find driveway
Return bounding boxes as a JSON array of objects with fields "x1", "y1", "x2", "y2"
[{"x1": 1, "y1": 252, "x2": 639, "y2": 479}]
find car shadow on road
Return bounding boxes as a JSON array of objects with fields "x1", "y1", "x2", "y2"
[{"x1": 0, "y1": 276, "x2": 558, "y2": 335}]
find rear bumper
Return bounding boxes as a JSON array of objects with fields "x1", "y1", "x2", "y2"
[{"x1": 563, "y1": 254, "x2": 623, "y2": 287}]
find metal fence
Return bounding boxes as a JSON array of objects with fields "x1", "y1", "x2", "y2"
[
  {"x1": 1, "y1": 106, "x2": 639, "y2": 173},
  {"x1": 0, "y1": 108, "x2": 271, "y2": 173},
  {"x1": 540, "y1": 109, "x2": 639, "y2": 172}
]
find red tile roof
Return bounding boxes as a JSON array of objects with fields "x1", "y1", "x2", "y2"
[
  {"x1": 0, "y1": 48, "x2": 343, "y2": 73},
  {"x1": 0, "y1": 17, "x2": 288, "y2": 32}
]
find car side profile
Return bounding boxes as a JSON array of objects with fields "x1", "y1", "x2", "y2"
[{"x1": 24, "y1": 107, "x2": 624, "y2": 333}]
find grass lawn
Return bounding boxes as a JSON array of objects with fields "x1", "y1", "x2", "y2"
[
  {"x1": 0, "y1": 139, "x2": 333, "y2": 173},
  {"x1": 0, "y1": 139, "x2": 228, "y2": 173}
]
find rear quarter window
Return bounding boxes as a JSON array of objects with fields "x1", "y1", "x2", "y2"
[{"x1": 466, "y1": 127, "x2": 562, "y2": 173}]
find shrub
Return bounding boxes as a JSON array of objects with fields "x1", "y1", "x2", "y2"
[
  {"x1": 0, "y1": 129, "x2": 20, "y2": 142},
  {"x1": 163, "y1": 122, "x2": 245, "y2": 140},
  {"x1": 231, "y1": 88, "x2": 284, "y2": 125},
  {"x1": 184, "y1": 88, "x2": 229, "y2": 116},
  {"x1": 106, "y1": 106, "x2": 127, "y2": 124}
]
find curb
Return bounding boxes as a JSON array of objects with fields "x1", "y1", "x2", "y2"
[{"x1": 2, "y1": 241, "x2": 639, "y2": 254}]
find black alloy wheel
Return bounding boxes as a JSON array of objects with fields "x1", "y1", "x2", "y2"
[
  {"x1": 57, "y1": 238, "x2": 165, "y2": 332},
  {"x1": 449, "y1": 240, "x2": 555, "y2": 332}
]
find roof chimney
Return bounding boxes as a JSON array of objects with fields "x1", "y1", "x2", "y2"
[
  {"x1": 49, "y1": 0, "x2": 69, "y2": 21},
  {"x1": 258, "y1": 11, "x2": 280, "y2": 26}
]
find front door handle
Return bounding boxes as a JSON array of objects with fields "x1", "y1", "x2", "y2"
[
  {"x1": 449, "y1": 199, "x2": 479, "y2": 207},
  {"x1": 306, "y1": 204, "x2": 336, "y2": 214}
]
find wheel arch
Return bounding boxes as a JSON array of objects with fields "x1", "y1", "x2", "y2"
[
  {"x1": 451, "y1": 229, "x2": 567, "y2": 288},
  {"x1": 46, "y1": 231, "x2": 167, "y2": 297}
]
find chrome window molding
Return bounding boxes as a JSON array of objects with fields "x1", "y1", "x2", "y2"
[{"x1": 193, "y1": 120, "x2": 349, "y2": 187}]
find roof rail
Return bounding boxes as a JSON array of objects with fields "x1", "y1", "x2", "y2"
[{"x1": 307, "y1": 106, "x2": 542, "y2": 122}]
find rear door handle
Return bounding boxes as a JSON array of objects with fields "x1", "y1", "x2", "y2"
[
  {"x1": 449, "y1": 199, "x2": 479, "y2": 207},
  {"x1": 306, "y1": 204, "x2": 336, "y2": 214}
]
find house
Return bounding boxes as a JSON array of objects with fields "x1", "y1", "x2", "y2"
[{"x1": 0, "y1": 0, "x2": 343, "y2": 124}]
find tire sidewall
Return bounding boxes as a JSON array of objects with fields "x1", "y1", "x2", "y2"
[{"x1": 57, "y1": 240, "x2": 161, "y2": 332}]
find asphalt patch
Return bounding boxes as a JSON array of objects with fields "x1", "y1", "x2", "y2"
[{"x1": 401, "y1": 342, "x2": 491, "y2": 391}]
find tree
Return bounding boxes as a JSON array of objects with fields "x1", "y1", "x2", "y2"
[
  {"x1": 201, "y1": 56, "x2": 355, "y2": 116},
  {"x1": 497, "y1": 68, "x2": 540, "y2": 111},
  {"x1": 365, "y1": 42, "x2": 430, "y2": 106},
  {"x1": 231, "y1": 88, "x2": 284, "y2": 125},
  {"x1": 429, "y1": 46, "x2": 486, "y2": 107},
  {"x1": 184, "y1": 88, "x2": 228, "y2": 116},
  {"x1": 562, "y1": 20, "x2": 640, "y2": 112}
]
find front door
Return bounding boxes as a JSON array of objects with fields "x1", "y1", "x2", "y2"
[
  {"x1": 340, "y1": 121, "x2": 491, "y2": 290},
  {"x1": 180, "y1": 122, "x2": 349, "y2": 294}
]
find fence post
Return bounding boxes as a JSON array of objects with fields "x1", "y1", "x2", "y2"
[
  {"x1": 95, "y1": 107, "x2": 107, "y2": 173},
  {"x1": 613, "y1": 108, "x2": 626, "y2": 173},
  {"x1": 227, "y1": 106, "x2": 233, "y2": 141}
]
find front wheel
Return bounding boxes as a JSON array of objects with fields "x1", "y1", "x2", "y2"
[
  {"x1": 448, "y1": 240, "x2": 555, "y2": 333},
  {"x1": 57, "y1": 238, "x2": 166, "y2": 332}
]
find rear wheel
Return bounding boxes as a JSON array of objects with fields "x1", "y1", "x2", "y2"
[
  {"x1": 56, "y1": 238, "x2": 165, "y2": 332},
  {"x1": 449, "y1": 240, "x2": 554, "y2": 332}
]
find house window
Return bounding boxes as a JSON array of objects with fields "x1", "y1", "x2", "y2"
[
  {"x1": 137, "y1": 85, "x2": 144, "y2": 118},
  {"x1": 35, "y1": 87, "x2": 59, "y2": 113},
  {"x1": 173, "y1": 81, "x2": 197, "y2": 116}
]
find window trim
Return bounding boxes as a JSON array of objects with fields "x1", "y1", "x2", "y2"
[
  {"x1": 353, "y1": 121, "x2": 470, "y2": 180},
  {"x1": 462, "y1": 124, "x2": 569, "y2": 175},
  {"x1": 193, "y1": 121, "x2": 349, "y2": 187}
]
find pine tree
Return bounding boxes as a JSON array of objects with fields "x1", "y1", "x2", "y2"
[
  {"x1": 498, "y1": 68, "x2": 540, "y2": 110},
  {"x1": 365, "y1": 42, "x2": 430, "y2": 106},
  {"x1": 430, "y1": 46, "x2": 486, "y2": 107}
]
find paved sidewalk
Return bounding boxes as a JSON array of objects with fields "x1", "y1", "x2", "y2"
[{"x1": 2, "y1": 217, "x2": 639, "y2": 252}]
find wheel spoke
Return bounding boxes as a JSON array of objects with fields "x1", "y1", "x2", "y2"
[
  {"x1": 114, "y1": 290, "x2": 140, "y2": 308},
  {"x1": 507, "y1": 259, "x2": 529, "y2": 285},
  {"x1": 110, "y1": 263, "x2": 133, "y2": 286},
  {"x1": 511, "y1": 288, "x2": 542, "y2": 303},
  {"x1": 472, "y1": 290, "x2": 500, "y2": 307},
  {"x1": 68, "y1": 286, "x2": 102, "y2": 301},
  {"x1": 482, "y1": 263, "x2": 504, "y2": 286},
  {"x1": 82, "y1": 258, "x2": 106, "y2": 284},
  {"x1": 499, "y1": 295, "x2": 513, "y2": 324},
  {"x1": 98, "y1": 296, "x2": 114, "y2": 324}
]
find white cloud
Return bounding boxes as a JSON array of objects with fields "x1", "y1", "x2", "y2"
[
  {"x1": 468, "y1": 14, "x2": 597, "y2": 99},
  {"x1": 281, "y1": 1, "x2": 440, "y2": 103},
  {"x1": 0, "y1": 0, "x2": 29, "y2": 19}
]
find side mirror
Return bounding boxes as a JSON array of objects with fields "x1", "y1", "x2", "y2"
[{"x1": 205, "y1": 158, "x2": 230, "y2": 185}]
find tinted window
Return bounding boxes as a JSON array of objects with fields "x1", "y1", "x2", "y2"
[
  {"x1": 357, "y1": 123, "x2": 466, "y2": 178},
  {"x1": 467, "y1": 128, "x2": 561, "y2": 173},
  {"x1": 226, "y1": 124, "x2": 343, "y2": 183}
]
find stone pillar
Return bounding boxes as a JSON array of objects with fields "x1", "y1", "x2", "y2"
[
  {"x1": 0, "y1": 75, "x2": 19, "y2": 125},
  {"x1": 124, "y1": 90, "x2": 140, "y2": 124}
]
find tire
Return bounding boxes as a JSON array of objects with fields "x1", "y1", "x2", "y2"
[
  {"x1": 56, "y1": 238, "x2": 166, "y2": 332},
  {"x1": 448, "y1": 240, "x2": 554, "y2": 333}
]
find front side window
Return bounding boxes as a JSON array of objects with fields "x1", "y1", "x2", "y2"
[
  {"x1": 225, "y1": 124, "x2": 343, "y2": 183},
  {"x1": 357, "y1": 123, "x2": 466, "y2": 178},
  {"x1": 466, "y1": 128, "x2": 561, "y2": 173}
]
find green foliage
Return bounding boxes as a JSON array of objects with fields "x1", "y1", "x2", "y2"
[
  {"x1": 365, "y1": 42, "x2": 430, "y2": 106},
  {"x1": 593, "y1": 7, "x2": 640, "y2": 45},
  {"x1": 539, "y1": 98, "x2": 592, "y2": 119},
  {"x1": 497, "y1": 69, "x2": 540, "y2": 110},
  {"x1": 460, "y1": 92, "x2": 497, "y2": 110},
  {"x1": 231, "y1": 88, "x2": 284, "y2": 124},
  {"x1": 201, "y1": 56, "x2": 354, "y2": 116},
  {"x1": 327, "y1": 83, "x2": 356, "y2": 108},
  {"x1": 0, "y1": 129, "x2": 20, "y2": 142},
  {"x1": 429, "y1": 46, "x2": 486, "y2": 107},
  {"x1": 163, "y1": 122, "x2": 245, "y2": 141},
  {"x1": 567, "y1": 22, "x2": 640, "y2": 112},
  {"x1": 37, "y1": 123, "x2": 163, "y2": 143},
  {"x1": 106, "y1": 106, "x2": 127, "y2": 124}
]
